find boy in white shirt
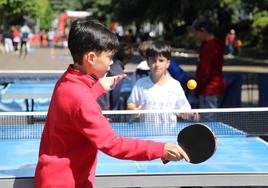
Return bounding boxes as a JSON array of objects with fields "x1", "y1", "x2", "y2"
[{"x1": 127, "y1": 41, "x2": 191, "y2": 129}]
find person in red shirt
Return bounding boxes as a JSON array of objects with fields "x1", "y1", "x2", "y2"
[
  {"x1": 191, "y1": 16, "x2": 226, "y2": 109},
  {"x1": 34, "y1": 18, "x2": 189, "y2": 188},
  {"x1": 225, "y1": 29, "x2": 236, "y2": 55},
  {"x1": 12, "y1": 26, "x2": 20, "y2": 52}
]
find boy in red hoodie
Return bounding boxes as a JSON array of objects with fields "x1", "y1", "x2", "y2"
[
  {"x1": 191, "y1": 16, "x2": 226, "y2": 109},
  {"x1": 35, "y1": 18, "x2": 189, "y2": 188}
]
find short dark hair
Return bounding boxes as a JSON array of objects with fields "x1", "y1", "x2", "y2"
[
  {"x1": 114, "y1": 42, "x2": 133, "y2": 62},
  {"x1": 146, "y1": 40, "x2": 171, "y2": 60},
  {"x1": 68, "y1": 18, "x2": 119, "y2": 64},
  {"x1": 191, "y1": 16, "x2": 214, "y2": 34}
]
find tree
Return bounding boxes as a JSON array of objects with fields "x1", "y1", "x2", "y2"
[
  {"x1": 109, "y1": 0, "x2": 219, "y2": 41},
  {"x1": 244, "y1": 0, "x2": 268, "y2": 48},
  {"x1": 74, "y1": 0, "x2": 112, "y2": 25},
  {"x1": 0, "y1": 0, "x2": 53, "y2": 29},
  {"x1": 38, "y1": 0, "x2": 54, "y2": 30},
  {"x1": 48, "y1": 0, "x2": 72, "y2": 14},
  {"x1": 107, "y1": 0, "x2": 267, "y2": 49}
]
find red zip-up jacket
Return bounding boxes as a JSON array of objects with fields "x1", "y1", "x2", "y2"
[
  {"x1": 35, "y1": 65, "x2": 165, "y2": 188},
  {"x1": 195, "y1": 38, "x2": 226, "y2": 96}
]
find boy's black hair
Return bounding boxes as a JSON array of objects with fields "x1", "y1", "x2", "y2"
[
  {"x1": 191, "y1": 16, "x2": 214, "y2": 34},
  {"x1": 145, "y1": 40, "x2": 171, "y2": 60},
  {"x1": 114, "y1": 42, "x2": 133, "y2": 62},
  {"x1": 68, "y1": 18, "x2": 119, "y2": 64}
]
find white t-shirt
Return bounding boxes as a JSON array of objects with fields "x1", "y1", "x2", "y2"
[
  {"x1": 127, "y1": 76, "x2": 191, "y2": 129},
  {"x1": 136, "y1": 60, "x2": 150, "y2": 70}
]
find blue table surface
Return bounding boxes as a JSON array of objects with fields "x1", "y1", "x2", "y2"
[
  {"x1": 1, "y1": 122, "x2": 268, "y2": 178},
  {"x1": 2, "y1": 83, "x2": 55, "y2": 95},
  {"x1": 1, "y1": 79, "x2": 130, "y2": 96}
]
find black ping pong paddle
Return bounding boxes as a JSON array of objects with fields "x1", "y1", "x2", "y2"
[{"x1": 163, "y1": 123, "x2": 216, "y2": 164}]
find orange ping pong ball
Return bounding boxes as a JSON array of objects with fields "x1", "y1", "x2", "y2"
[{"x1": 187, "y1": 79, "x2": 197, "y2": 90}]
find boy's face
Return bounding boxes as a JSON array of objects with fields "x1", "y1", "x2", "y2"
[
  {"x1": 87, "y1": 51, "x2": 114, "y2": 78},
  {"x1": 147, "y1": 55, "x2": 170, "y2": 77},
  {"x1": 195, "y1": 29, "x2": 208, "y2": 42}
]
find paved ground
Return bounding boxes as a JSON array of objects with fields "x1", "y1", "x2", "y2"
[
  {"x1": 0, "y1": 46, "x2": 268, "y2": 73},
  {"x1": 0, "y1": 46, "x2": 267, "y2": 106},
  {"x1": 0, "y1": 47, "x2": 71, "y2": 71}
]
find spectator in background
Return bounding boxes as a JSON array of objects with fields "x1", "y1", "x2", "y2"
[
  {"x1": 98, "y1": 42, "x2": 133, "y2": 110},
  {"x1": 63, "y1": 27, "x2": 69, "y2": 48},
  {"x1": 39, "y1": 30, "x2": 45, "y2": 47},
  {"x1": 225, "y1": 29, "x2": 236, "y2": 56},
  {"x1": 191, "y1": 16, "x2": 226, "y2": 109},
  {"x1": 3, "y1": 28, "x2": 13, "y2": 54},
  {"x1": 12, "y1": 26, "x2": 20, "y2": 52},
  {"x1": 0, "y1": 29, "x2": 4, "y2": 53},
  {"x1": 134, "y1": 40, "x2": 189, "y2": 90},
  {"x1": 132, "y1": 41, "x2": 152, "y2": 84},
  {"x1": 47, "y1": 28, "x2": 56, "y2": 58},
  {"x1": 20, "y1": 23, "x2": 31, "y2": 58},
  {"x1": 47, "y1": 28, "x2": 55, "y2": 48},
  {"x1": 127, "y1": 40, "x2": 192, "y2": 126},
  {"x1": 108, "y1": 42, "x2": 133, "y2": 110}
]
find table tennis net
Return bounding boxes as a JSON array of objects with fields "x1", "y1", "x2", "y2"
[{"x1": 0, "y1": 108, "x2": 268, "y2": 139}]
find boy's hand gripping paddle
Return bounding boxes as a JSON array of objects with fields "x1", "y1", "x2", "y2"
[{"x1": 163, "y1": 123, "x2": 216, "y2": 164}]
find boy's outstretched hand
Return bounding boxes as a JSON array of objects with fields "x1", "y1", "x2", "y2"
[
  {"x1": 163, "y1": 143, "x2": 190, "y2": 162},
  {"x1": 99, "y1": 74, "x2": 127, "y2": 91}
]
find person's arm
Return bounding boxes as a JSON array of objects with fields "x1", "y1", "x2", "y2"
[
  {"x1": 75, "y1": 100, "x2": 189, "y2": 162},
  {"x1": 127, "y1": 102, "x2": 139, "y2": 110},
  {"x1": 94, "y1": 74, "x2": 127, "y2": 99},
  {"x1": 126, "y1": 81, "x2": 143, "y2": 110},
  {"x1": 126, "y1": 102, "x2": 144, "y2": 110},
  {"x1": 168, "y1": 60, "x2": 189, "y2": 88}
]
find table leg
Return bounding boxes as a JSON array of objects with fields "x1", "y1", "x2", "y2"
[{"x1": 25, "y1": 99, "x2": 29, "y2": 112}]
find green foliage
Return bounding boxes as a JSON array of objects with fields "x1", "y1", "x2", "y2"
[
  {"x1": 172, "y1": 32, "x2": 199, "y2": 49},
  {"x1": 1, "y1": 0, "x2": 38, "y2": 17},
  {"x1": 38, "y1": 1, "x2": 54, "y2": 30},
  {"x1": 1, "y1": 0, "x2": 268, "y2": 49},
  {"x1": 48, "y1": 0, "x2": 72, "y2": 13},
  {"x1": 252, "y1": 10, "x2": 268, "y2": 48},
  {"x1": 219, "y1": 0, "x2": 242, "y2": 23},
  {"x1": 68, "y1": 0, "x2": 112, "y2": 25},
  {"x1": 252, "y1": 11, "x2": 268, "y2": 29},
  {"x1": 0, "y1": 0, "x2": 53, "y2": 28},
  {"x1": 220, "y1": 0, "x2": 241, "y2": 8}
]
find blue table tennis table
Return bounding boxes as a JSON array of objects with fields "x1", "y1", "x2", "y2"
[
  {"x1": 0, "y1": 83, "x2": 55, "y2": 111},
  {"x1": 0, "y1": 118, "x2": 268, "y2": 187},
  {"x1": 0, "y1": 78, "x2": 131, "y2": 111}
]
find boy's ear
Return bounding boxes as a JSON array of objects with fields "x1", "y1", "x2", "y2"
[{"x1": 85, "y1": 51, "x2": 97, "y2": 65}]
